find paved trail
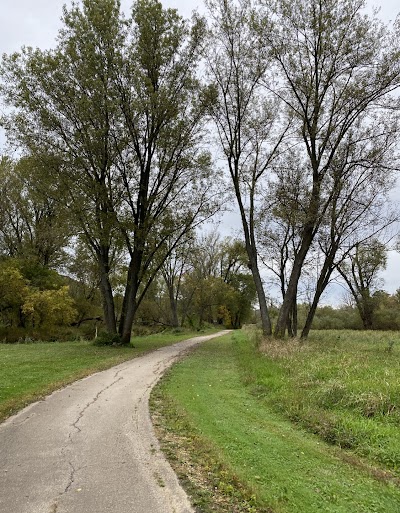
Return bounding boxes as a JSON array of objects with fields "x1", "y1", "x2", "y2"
[{"x1": 0, "y1": 331, "x2": 229, "y2": 513}]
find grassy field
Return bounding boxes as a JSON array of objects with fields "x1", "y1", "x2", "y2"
[
  {"x1": 151, "y1": 330, "x2": 400, "y2": 513},
  {"x1": 0, "y1": 329, "x2": 213, "y2": 423},
  {"x1": 252, "y1": 330, "x2": 400, "y2": 475}
]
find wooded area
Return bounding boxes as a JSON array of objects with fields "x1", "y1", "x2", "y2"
[{"x1": 0, "y1": 0, "x2": 399, "y2": 343}]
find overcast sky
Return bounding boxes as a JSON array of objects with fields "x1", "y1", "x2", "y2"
[
  {"x1": 1, "y1": 0, "x2": 399, "y2": 54},
  {"x1": 1, "y1": 0, "x2": 399, "y2": 302}
]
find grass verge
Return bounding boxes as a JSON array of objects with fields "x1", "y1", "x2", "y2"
[
  {"x1": 150, "y1": 331, "x2": 400, "y2": 513},
  {"x1": 0, "y1": 328, "x2": 215, "y2": 423}
]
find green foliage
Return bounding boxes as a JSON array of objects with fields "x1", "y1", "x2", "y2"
[
  {"x1": 178, "y1": 235, "x2": 256, "y2": 329},
  {"x1": 0, "y1": 258, "x2": 79, "y2": 339},
  {"x1": 338, "y1": 240, "x2": 389, "y2": 329},
  {"x1": 66, "y1": 242, "x2": 104, "y2": 327},
  {"x1": 1, "y1": 0, "x2": 399, "y2": 343},
  {"x1": 0, "y1": 260, "x2": 28, "y2": 315},
  {"x1": 22, "y1": 286, "x2": 77, "y2": 328},
  {"x1": 309, "y1": 305, "x2": 362, "y2": 330},
  {"x1": 308, "y1": 291, "x2": 400, "y2": 332},
  {"x1": 1, "y1": 0, "x2": 218, "y2": 342},
  {"x1": 0, "y1": 156, "x2": 71, "y2": 267},
  {"x1": 19, "y1": 260, "x2": 65, "y2": 290},
  {"x1": 369, "y1": 290, "x2": 400, "y2": 330},
  {"x1": 93, "y1": 331, "x2": 122, "y2": 346},
  {"x1": 137, "y1": 234, "x2": 257, "y2": 330}
]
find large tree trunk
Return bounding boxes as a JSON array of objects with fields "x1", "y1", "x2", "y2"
[
  {"x1": 275, "y1": 234, "x2": 312, "y2": 338},
  {"x1": 287, "y1": 294, "x2": 298, "y2": 338},
  {"x1": 232, "y1": 167, "x2": 272, "y2": 337},
  {"x1": 359, "y1": 293, "x2": 375, "y2": 329},
  {"x1": 98, "y1": 260, "x2": 117, "y2": 335},
  {"x1": 118, "y1": 254, "x2": 141, "y2": 345},
  {"x1": 287, "y1": 316, "x2": 293, "y2": 338},
  {"x1": 118, "y1": 245, "x2": 160, "y2": 345},
  {"x1": 275, "y1": 177, "x2": 322, "y2": 338},
  {"x1": 301, "y1": 298, "x2": 319, "y2": 339},
  {"x1": 120, "y1": 296, "x2": 138, "y2": 345},
  {"x1": 119, "y1": 275, "x2": 138, "y2": 345},
  {"x1": 301, "y1": 251, "x2": 336, "y2": 339},
  {"x1": 248, "y1": 250, "x2": 272, "y2": 336}
]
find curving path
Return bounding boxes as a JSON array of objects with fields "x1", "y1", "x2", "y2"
[{"x1": 0, "y1": 331, "x2": 230, "y2": 513}]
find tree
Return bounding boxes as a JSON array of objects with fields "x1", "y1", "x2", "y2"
[
  {"x1": 0, "y1": 256, "x2": 78, "y2": 335},
  {"x1": 203, "y1": 0, "x2": 287, "y2": 336},
  {"x1": 0, "y1": 260, "x2": 28, "y2": 327},
  {"x1": 1, "y1": 0, "x2": 125, "y2": 334},
  {"x1": 1, "y1": 0, "x2": 219, "y2": 344},
  {"x1": 160, "y1": 232, "x2": 194, "y2": 327},
  {"x1": 257, "y1": 153, "x2": 309, "y2": 336},
  {"x1": 371, "y1": 290, "x2": 400, "y2": 330},
  {"x1": 178, "y1": 232, "x2": 228, "y2": 327},
  {"x1": 262, "y1": 0, "x2": 400, "y2": 337},
  {"x1": 114, "y1": 0, "x2": 218, "y2": 344},
  {"x1": 337, "y1": 239, "x2": 387, "y2": 329},
  {"x1": 22, "y1": 286, "x2": 77, "y2": 328},
  {"x1": 67, "y1": 241, "x2": 104, "y2": 328},
  {"x1": 299, "y1": 122, "x2": 399, "y2": 338},
  {"x1": 179, "y1": 233, "x2": 256, "y2": 328},
  {"x1": 258, "y1": 118, "x2": 399, "y2": 338},
  {"x1": 0, "y1": 156, "x2": 70, "y2": 267}
]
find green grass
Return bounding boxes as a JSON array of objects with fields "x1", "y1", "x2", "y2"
[
  {"x1": 0, "y1": 329, "x2": 214, "y2": 423},
  {"x1": 151, "y1": 331, "x2": 400, "y2": 513},
  {"x1": 250, "y1": 329, "x2": 400, "y2": 475}
]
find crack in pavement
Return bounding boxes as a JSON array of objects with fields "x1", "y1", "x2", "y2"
[
  {"x1": 71, "y1": 375, "x2": 124, "y2": 434},
  {"x1": 56, "y1": 369, "x2": 126, "y2": 503},
  {"x1": 11, "y1": 412, "x2": 38, "y2": 427},
  {"x1": 64, "y1": 461, "x2": 76, "y2": 494}
]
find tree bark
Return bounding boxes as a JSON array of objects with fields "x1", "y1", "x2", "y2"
[
  {"x1": 231, "y1": 164, "x2": 272, "y2": 337},
  {"x1": 274, "y1": 232, "x2": 312, "y2": 338},
  {"x1": 359, "y1": 293, "x2": 375, "y2": 329},
  {"x1": 301, "y1": 249, "x2": 336, "y2": 339},
  {"x1": 301, "y1": 297, "x2": 319, "y2": 339},
  {"x1": 118, "y1": 257, "x2": 140, "y2": 345},
  {"x1": 275, "y1": 176, "x2": 322, "y2": 338},
  {"x1": 288, "y1": 294, "x2": 298, "y2": 338},
  {"x1": 168, "y1": 283, "x2": 179, "y2": 327},
  {"x1": 248, "y1": 249, "x2": 272, "y2": 336},
  {"x1": 98, "y1": 260, "x2": 117, "y2": 335},
  {"x1": 162, "y1": 274, "x2": 180, "y2": 328}
]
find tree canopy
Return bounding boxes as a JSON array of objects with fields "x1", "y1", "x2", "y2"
[{"x1": 0, "y1": 0, "x2": 399, "y2": 342}]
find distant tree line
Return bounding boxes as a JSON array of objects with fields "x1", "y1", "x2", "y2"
[
  {"x1": 0, "y1": 0, "x2": 399, "y2": 342},
  {"x1": 275, "y1": 290, "x2": 400, "y2": 332}
]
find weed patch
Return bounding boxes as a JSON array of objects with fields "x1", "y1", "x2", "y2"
[{"x1": 252, "y1": 329, "x2": 400, "y2": 473}]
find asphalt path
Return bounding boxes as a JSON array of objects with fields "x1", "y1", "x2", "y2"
[{"x1": 0, "y1": 331, "x2": 230, "y2": 513}]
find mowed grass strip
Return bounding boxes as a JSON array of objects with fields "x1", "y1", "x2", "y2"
[
  {"x1": 151, "y1": 333, "x2": 400, "y2": 513},
  {"x1": 0, "y1": 329, "x2": 212, "y2": 423}
]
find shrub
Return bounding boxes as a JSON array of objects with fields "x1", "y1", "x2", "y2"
[{"x1": 93, "y1": 331, "x2": 123, "y2": 346}]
